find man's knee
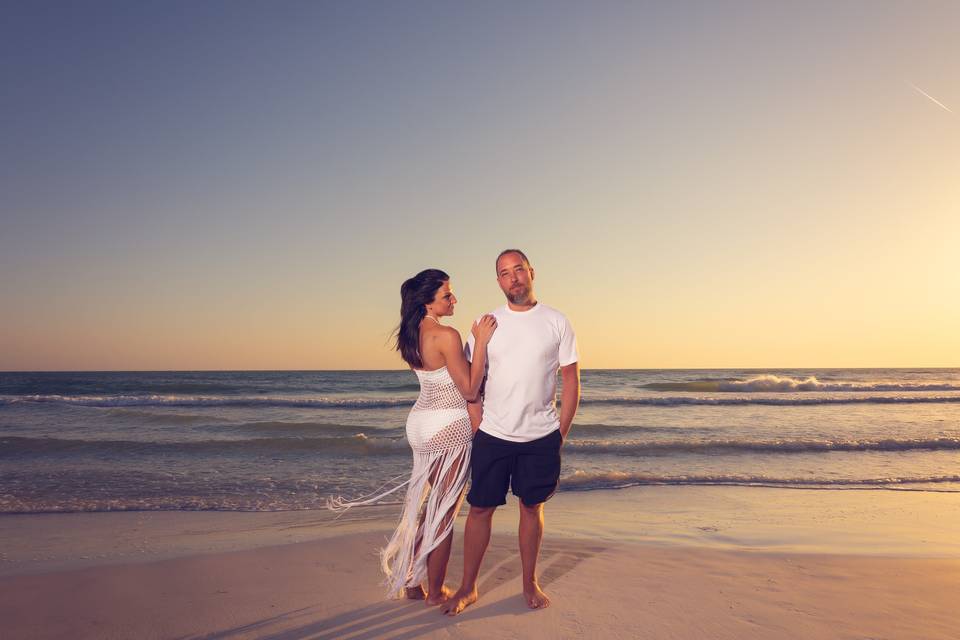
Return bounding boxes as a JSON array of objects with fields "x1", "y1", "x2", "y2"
[
  {"x1": 469, "y1": 505, "x2": 497, "y2": 520},
  {"x1": 518, "y1": 500, "x2": 543, "y2": 516}
]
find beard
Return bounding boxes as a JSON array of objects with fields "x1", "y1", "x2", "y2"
[{"x1": 506, "y1": 285, "x2": 530, "y2": 304}]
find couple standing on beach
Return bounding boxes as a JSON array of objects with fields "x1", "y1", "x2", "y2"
[{"x1": 387, "y1": 249, "x2": 579, "y2": 615}]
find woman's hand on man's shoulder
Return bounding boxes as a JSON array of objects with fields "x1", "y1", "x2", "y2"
[{"x1": 471, "y1": 314, "x2": 498, "y2": 344}]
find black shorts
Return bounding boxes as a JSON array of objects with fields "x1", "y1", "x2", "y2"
[{"x1": 467, "y1": 428, "x2": 562, "y2": 508}]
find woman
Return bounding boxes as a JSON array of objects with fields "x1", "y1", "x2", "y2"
[{"x1": 331, "y1": 269, "x2": 496, "y2": 604}]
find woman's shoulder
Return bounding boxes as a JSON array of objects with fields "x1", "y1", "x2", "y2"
[
  {"x1": 438, "y1": 324, "x2": 463, "y2": 341},
  {"x1": 422, "y1": 323, "x2": 462, "y2": 340},
  {"x1": 420, "y1": 324, "x2": 462, "y2": 365}
]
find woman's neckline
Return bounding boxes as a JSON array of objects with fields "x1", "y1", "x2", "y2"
[{"x1": 414, "y1": 365, "x2": 448, "y2": 373}]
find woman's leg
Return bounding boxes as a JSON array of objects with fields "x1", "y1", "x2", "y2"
[
  {"x1": 424, "y1": 449, "x2": 468, "y2": 605},
  {"x1": 405, "y1": 498, "x2": 429, "y2": 599}
]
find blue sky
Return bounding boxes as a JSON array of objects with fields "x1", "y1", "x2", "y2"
[{"x1": 2, "y1": 2, "x2": 957, "y2": 369}]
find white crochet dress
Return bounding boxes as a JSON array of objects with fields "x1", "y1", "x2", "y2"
[{"x1": 330, "y1": 365, "x2": 472, "y2": 598}]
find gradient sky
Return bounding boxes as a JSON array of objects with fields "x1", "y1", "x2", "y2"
[{"x1": 2, "y1": 1, "x2": 957, "y2": 370}]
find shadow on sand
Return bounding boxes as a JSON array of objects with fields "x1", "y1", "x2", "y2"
[{"x1": 186, "y1": 538, "x2": 607, "y2": 640}]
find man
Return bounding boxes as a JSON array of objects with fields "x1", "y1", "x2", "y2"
[{"x1": 443, "y1": 248, "x2": 580, "y2": 615}]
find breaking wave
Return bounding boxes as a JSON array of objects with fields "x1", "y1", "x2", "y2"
[{"x1": 642, "y1": 375, "x2": 960, "y2": 393}]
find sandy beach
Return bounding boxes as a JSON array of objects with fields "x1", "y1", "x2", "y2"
[{"x1": 3, "y1": 485, "x2": 960, "y2": 639}]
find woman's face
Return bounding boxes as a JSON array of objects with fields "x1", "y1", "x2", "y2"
[{"x1": 427, "y1": 280, "x2": 457, "y2": 317}]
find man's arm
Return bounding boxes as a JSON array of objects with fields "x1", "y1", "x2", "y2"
[{"x1": 559, "y1": 362, "x2": 580, "y2": 441}]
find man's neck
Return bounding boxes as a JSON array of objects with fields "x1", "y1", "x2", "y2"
[{"x1": 506, "y1": 298, "x2": 538, "y2": 312}]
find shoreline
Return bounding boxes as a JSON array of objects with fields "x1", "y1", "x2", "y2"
[{"x1": 4, "y1": 484, "x2": 959, "y2": 579}]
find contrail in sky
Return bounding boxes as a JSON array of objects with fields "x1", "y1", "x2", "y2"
[{"x1": 909, "y1": 82, "x2": 953, "y2": 114}]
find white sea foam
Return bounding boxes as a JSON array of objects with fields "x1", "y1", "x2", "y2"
[
  {"x1": 718, "y1": 375, "x2": 960, "y2": 392},
  {"x1": 643, "y1": 375, "x2": 960, "y2": 393}
]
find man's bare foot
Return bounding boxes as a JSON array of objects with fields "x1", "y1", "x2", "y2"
[
  {"x1": 405, "y1": 585, "x2": 426, "y2": 600},
  {"x1": 425, "y1": 585, "x2": 453, "y2": 606},
  {"x1": 523, "y1": 582, "x2": 551, "y2": 609},
  {"x1": 441, "y1": 587, "x2": 478, "y2": 616}
]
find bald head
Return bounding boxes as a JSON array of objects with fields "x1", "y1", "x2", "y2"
[{"x1": 495, "y1": 248, "x2": 531, "y2": 274}]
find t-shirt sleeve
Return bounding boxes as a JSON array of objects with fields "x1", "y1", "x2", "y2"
[{"x1": 558, "y1": 314, "x2": 579, "y2": 367}]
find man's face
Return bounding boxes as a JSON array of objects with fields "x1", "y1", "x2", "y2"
[{"x1": 496, "y1": 252, "x2": 535, "y2": 304}]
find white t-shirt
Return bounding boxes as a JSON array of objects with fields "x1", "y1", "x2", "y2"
[{"x1": 465, "y1": 303, "x2": 578, "y2": 442}]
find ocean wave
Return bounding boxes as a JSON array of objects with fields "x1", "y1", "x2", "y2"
[
  {"x1": 0, "y1": 434, "x2": 409, "y2": 456},
  {"x1": 225, "y1": 421, "x2": 405, "y2": 435},
  {"x1": 0, "y1": 394, "x2": 414, "y2": 409},
  {"x1": 582, "y1": 395, "x2": 960, "y2": 406},
  {"x1": 6, "y1": 471, "x2": 959, "y2": 514},
  {"x1": 642, "y1": 375, "x2": 960, "y2": 393},
  {"x1": 565, "y1": 437, "x2": 960, "y2": 455},
  {"x1": 5, "y1": 392, "x2": 960, "y2": 409},
  {"x1": 0, "y1": 470, "x2": 960, "y2": 519},
  {"x1": 6, "y1": 435, "x2": 960, "y2": 458},
  {"x1": 0, "y1": 471, "x2": 363, "y2": 514},
  {"x1": 101, "y1": 408, "x2": 233, "y2": 425},
  {"x1": 378, "y1": 383, "x2": 422, "y2": 392},
  {"x1": 559, "y1": 470, "x2": 960, "y2": 492}
]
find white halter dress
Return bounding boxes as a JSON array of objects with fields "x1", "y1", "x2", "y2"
[{"x1": 330, "y1": 365, "x2": 473, "y2": 598}]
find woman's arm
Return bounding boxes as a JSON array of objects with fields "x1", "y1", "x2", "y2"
[
  {"x1": 438, "y1": 316, "x2": 496, "y2": 402},
  {"x1": 466, "y1": 398, "x2": 483, "y2": 432}
]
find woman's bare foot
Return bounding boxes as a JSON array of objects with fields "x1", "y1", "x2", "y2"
[
  {"x1": 523, "y1": 581, "x2": 551, "y2": 609},
  {"x1": 425, "y1": 585, "x2": 453, "y2": 606},
  {"x1": 405, "y1": 585, "x2": 427, "y2": 600},
  {"x1": 441, "y1": 587, "x2": 478, "y2": 616}
]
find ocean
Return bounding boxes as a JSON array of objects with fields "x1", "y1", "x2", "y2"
[{"x1": 1, "y1": 369, "x2": 959, "y2": 513}]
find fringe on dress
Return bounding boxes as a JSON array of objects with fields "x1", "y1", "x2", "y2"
[{"x1": 328, "y1": 366, "x2": 473, "y2": 598}]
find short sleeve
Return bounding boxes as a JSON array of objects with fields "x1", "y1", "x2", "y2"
[{"x1": 558, "y1": 314, "x2": 578, "y2": 367}]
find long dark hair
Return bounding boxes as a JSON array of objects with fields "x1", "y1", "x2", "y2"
[{"x1": 395, "y1": 268, "x2": 449, "y2": 369}]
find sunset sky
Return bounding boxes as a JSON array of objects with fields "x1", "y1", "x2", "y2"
[{"x1": 2, "y1": 2, "x2": 957, "y2": 371}]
